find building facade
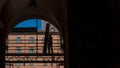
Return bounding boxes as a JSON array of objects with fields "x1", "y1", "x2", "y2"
[{"x1": 5, "y1": 28, "x2": 64, "y2": 68}]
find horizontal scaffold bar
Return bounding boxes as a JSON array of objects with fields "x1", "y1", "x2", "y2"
[
  {"x1": 5, "y1": 61, "x2": 64, "y2": 63},
  {"x1": 5, "y1": 53, "x2": 64, "y2": 56}
]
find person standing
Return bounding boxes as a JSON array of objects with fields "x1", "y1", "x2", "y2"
[{"x1": 47, "y1": 34, "x2": 53, "y2": 54}]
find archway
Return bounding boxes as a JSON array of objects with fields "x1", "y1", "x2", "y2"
[{"x1": 5, "y1": 18, "x2": 64, "y2": 68}]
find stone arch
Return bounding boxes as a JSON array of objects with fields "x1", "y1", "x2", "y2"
[{"x1": 4, "y1": 15, "x2": 64, "y2": 42}]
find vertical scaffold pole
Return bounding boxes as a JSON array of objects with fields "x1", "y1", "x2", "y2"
[
  {"x1": 36, "y1": 19, "x2": 38, "y2": 54},
  {"x1": 43, "y1": 23, "x2": 50, "y2": 54}
]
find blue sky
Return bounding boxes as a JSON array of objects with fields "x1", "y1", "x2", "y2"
[{"x1": 15, "y1": 19, "x2": 42, "y2": 30}]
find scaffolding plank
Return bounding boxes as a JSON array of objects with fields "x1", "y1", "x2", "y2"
[
  {"x1": 5, "y1": 61, "x2": 64, "y2": 63},
  {"x1": 5, "y1": 53, "x2": 64, "y2": 56}
]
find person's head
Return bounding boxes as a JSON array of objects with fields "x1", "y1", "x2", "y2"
[{"x1": 49, "y1": 33, "x2": 52, "y2": 37}]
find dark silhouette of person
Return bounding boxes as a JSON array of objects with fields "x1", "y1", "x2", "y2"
[{"x1": 47, "y1": 34, "x2": 53, "y2": 54}]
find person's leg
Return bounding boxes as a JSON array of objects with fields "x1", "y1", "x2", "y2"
[
  {"x1": 48, "y1": 46, "x2": 50, "y2": 54},
  {"x1": 51, "y1": 46, "x2": 53, "y2": 54}
]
